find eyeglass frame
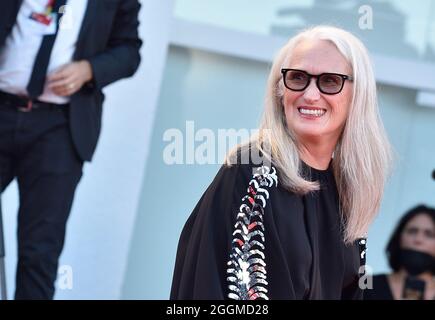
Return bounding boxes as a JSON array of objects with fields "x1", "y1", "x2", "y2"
[{"x1": 281, "y1": 68, "x2": 353, "y2": 95}]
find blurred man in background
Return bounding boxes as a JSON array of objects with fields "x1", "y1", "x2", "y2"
[{"x1": 0, "y1": 0, "x2": 142, "y2": 299}]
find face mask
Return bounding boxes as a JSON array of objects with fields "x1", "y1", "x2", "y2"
[{"x1": 398, "y1": 249, "x2": 435, "y2": 276}]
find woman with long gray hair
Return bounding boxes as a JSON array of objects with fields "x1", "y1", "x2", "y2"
[{"x1": 171, "y1": 25, "x2": 393, "y2": 300}]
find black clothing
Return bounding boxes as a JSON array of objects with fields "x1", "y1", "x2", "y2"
[
  {"x1": 171, "y1": 159, "x2": 366, "y2": 300},
  {"x1": 0, "y1": 0, "x2": 141, "y2": 299},
  {"x1": 0, "y1": 104, "x2": 83, "y2": 299},
  {"x1": 26, "y1": 0, "x2": 67, "y2": 98},
  {"x1": 363, "y1": 274, "x2": 394, "y2": 300},
  {"x1": 363, "y1": 273, "x2": 435, "y2": 300},
  {"x1": 0, "y1": 0, "x2": 142, "y2": 161}
]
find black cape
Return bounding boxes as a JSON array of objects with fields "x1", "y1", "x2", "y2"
[
  {"x1": 170, "y1": 160, "x2": 366, "y2": 300},
  {"x1": 363, "y1": 274, "x2": 394, "y2": 300}
]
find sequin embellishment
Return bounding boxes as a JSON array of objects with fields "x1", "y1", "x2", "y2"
[
  {"x1": 227, "y1": 166, "x2": 278, "y2": 300},
  {"x1": 357, "y1": 238, "x2": 367, "y2": 276}
]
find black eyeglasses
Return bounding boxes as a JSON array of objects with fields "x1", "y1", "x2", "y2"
[{"x1": 281, "y1": 68, "x2": 353, "y2": 95}]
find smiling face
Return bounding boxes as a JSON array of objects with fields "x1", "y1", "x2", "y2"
[
  {"x1": 401, "y1": 213, "x2": 435, "y2": 257},
  {"x1": 282, "y1": 39, "x2": 353, "y2": 144}
]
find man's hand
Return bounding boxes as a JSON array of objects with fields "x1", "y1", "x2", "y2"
[{"x1": 47, "y1": 60, "x2": 93, "y2": 96}]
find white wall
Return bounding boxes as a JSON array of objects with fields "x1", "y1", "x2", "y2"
[{"x1": 2, "y1": 0, "x2": 173, "y2": 299}]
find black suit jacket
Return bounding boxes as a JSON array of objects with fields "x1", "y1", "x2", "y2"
[{"x1": 0, "y1": 0, "x2": 142, "y2": 161}]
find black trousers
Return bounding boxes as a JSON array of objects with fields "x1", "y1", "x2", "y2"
[{"x1": 0, "y1": 101, "x2": 83, "y2": 299}]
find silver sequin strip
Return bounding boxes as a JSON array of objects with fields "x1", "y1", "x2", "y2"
[
  {"x1": 357, "y1": 238, "x2": 367, "y2": 276},
  {"x1": 227, "y1": 166, "x2": 278, "y2": 300}
]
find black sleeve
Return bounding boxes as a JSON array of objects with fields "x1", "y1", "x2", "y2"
[
  {"x1": 88, "y1": 0, "x2": 142, "y2": 89},
  {"x1": 341, "y1": 277, "x2": 363, "y2": 300},
  {"x1": 170, "y1": 164, "x2": 244, "y2": 299}
]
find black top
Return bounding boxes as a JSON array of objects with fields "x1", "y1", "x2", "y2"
[
  {"x1": 170, "y1": 159, "x2": 365, "y2": 300},
  {"x1": 363, "y1": 274, "x2": 435, "y2": 300},
  {"x1": 363, "y1": 274, "x2": 394, "y2": 300},
  {"x1": 0, "y1": 0, "x2": 142, "y2": 161}
]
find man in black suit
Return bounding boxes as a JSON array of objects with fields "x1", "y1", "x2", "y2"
[{"x1": 0, "y1": 0, "x2": 142, "y2": 299}]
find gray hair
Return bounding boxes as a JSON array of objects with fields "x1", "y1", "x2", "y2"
[{"x1": 227, "y1": 25, "x2": 393, "y2": 244}]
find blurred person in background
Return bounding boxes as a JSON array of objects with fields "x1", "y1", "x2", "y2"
[
  {"x1": 0, "y1": 0, "x2": 142, "y2": 299},
  {"x1": 364, "y1": 205, "x2": 435, "y2": 300}
]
